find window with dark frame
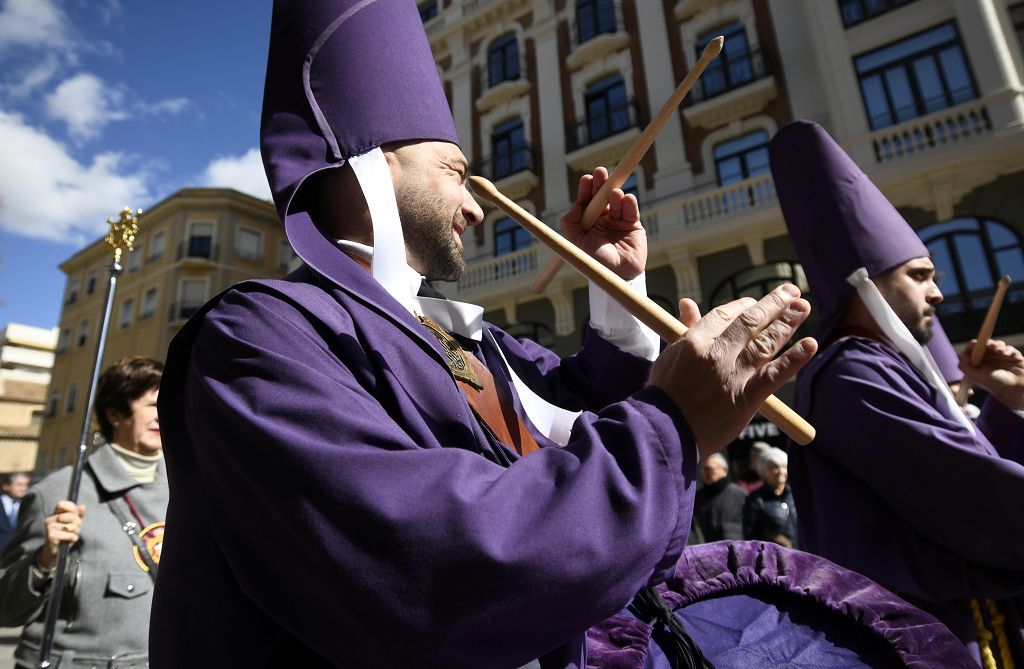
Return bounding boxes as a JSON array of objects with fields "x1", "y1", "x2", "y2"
[
  {"x1": 488, "y1": 33, "x2": 520, "y2": 88},
  {"x1": 85, "y1": 270, "x2": 97, "y2": 295},
  {"x1": 149, "y1": 231, "x2": 165, "y2": 261},
  {"x1": 839, "y1": 0, "x2": 921, "y2": 29},
  {"x1": 188, "y1": 222, "x2": 214, "y2": 258},
  {"x1": 854, "y1": 22, "x2": 977, "y2": 130},
  {"x1": 585, "y1": 75, "x2": 630, "y2": 143},
  {"x1": 697, "y1": 22, "x2": 753, "y2": 99},
  {"x1": 494, "y1": 217, "x2": 532, "y2": 257},
  {"x1": 76, "y1": 319, "x2": 89, "y2": 347},
  {"x1": 713, "y1": 130, "x2": 770, "y2": 186},
  {"x1": 576, "y1": 0, "x2": 616, "y2": 44},
  {"x1": 140, "y1": 288, "x2": 158, "y2": 320},
  {"x1": 65, "y1": 383, "x2": 78, "y2": 414},
  {"x1": 491, "y1": 118, "x2": 528, "y2": 180}
]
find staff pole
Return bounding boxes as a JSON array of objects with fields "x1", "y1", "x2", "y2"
[{"x1": 39, "y1": 207, "x2": 141, "y2": 668}]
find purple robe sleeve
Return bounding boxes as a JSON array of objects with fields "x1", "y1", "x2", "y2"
[
  {"x1": 488, "y1": 325, "x2": 655, "y2": 412},
  {"x1": 977, "y1": 397, "x2": 1024, "y2": 466},
  {"x1": 812, "y1": 341, "x2": 1024, "y2": 571},
  {"x1": 181, "y1": 288, "x2": 696, "y2": 667}
]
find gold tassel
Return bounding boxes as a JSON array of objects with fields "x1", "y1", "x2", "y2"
[
  {"x1": 971, "y1": 599, "x2": 999, "y2": 669},
  {"x1": 985, "y1": 599, "x2": 1015, "y2": 669}
]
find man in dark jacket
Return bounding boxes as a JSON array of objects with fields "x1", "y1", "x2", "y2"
[{"x1": 692, "y1": 453, "x2": 747, "y2": 543}]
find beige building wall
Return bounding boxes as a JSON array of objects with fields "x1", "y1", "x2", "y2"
[
  {"x1": 0, "y1": 323, "x2": 59, "y2": 473},
  {"x1": 37, "y1": 188, "x2": 289, "y2": 476}
]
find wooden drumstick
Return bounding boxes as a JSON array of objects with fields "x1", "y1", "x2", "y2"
[
  {"x1": 954, "y1": 275, "x2": 1011, "y2": 406},
  {"x1": 531, "y1": 36, "x2": 725, "y2": 294},
  {"x1": 472, "y1": 175, "x2": 816, "y2": 446}
]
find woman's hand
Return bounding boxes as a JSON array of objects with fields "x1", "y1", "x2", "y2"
[{"x1": 36, "y1": 500, "x2": 86, "y2": 570}]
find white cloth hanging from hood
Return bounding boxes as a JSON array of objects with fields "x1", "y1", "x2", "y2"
[{"x1": 847, "y1": 268, "x2": 975, "y2": 433}]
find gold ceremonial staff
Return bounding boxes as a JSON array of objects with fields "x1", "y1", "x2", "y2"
[{"x1": 39, "y1": 208, "x2": 142, "y2": 669}]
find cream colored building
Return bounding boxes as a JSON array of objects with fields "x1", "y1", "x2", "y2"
[
  {"x1": 422, "y1": 0, "x2": 1024, "y2": 363},
  {"x1": 0, "y1": 324, "x2": 59, "y2": 473},
  {"x1": 37, "y1": 188, "x2": 288, "y2": 474}
]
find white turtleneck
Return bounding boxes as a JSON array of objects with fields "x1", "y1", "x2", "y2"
[{"x1": 109, "y1": 442, "x2": 162, "y2": 483}]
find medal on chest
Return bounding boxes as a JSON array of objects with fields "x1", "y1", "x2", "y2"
[
  {"x1": 418, "y1": 315, "x2": 484, "y2": 390},
  {"x1": 132, "y1": 521, "x2": 165, "y2": 572}
]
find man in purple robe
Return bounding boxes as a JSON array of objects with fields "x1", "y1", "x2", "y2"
[
  {"x1": 771, "y1": 120, "x2": 1024, "y2": 667},
  {"x1": 148, "y1": 2, "x2": 816, "y2": 667}
]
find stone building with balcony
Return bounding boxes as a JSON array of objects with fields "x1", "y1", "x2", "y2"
[
  {"x1": 36, "y1": 188, "x2": 288, "y2": 474},
  {"x1": 0, "y1": 324, "x2": 59, "y2": 474},
  {"x1": 420, "y1": 0, "x2": 1024, "y2": 453}
]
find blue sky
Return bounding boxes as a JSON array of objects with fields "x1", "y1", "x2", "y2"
[{"x1": 0, "y1": 0, "x2": 274, "y2": 330}]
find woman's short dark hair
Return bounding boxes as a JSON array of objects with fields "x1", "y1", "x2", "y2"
[{"x1": 94, "y1": 357, "x2": 164, "y2": 441}]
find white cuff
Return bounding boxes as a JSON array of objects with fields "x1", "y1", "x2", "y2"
[{"x1": 588, "y1": 272, "x2": 660, "y2": 361}]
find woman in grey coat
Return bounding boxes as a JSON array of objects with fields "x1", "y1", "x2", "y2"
[{"x1": 0, "y1": 357, "x2": 167, "y2": 668}]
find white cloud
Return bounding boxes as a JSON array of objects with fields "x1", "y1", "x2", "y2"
[
  {"x1": 45, "y1": 73, "x2": 129, "y2": 142},
  {"x1": 0, "y1": 110, "x2": 150, "y2": 244},
  {"x1": 4, "y1": 56, "x2": 61, "y2": 98},
  {"x1": 199, "y1": 148, "x2": 272, "y2": 201},
  {"x1": 139, "y1": 97, "x2": 190, "y2": 116},
  {"x1": 0, "y1": 0, "x2": 70, "y2": 53}
]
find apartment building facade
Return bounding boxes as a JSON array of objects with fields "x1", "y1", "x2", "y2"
[
  {"x1": 420, "y1": 0, "x2": 1024, "y2": 370},
  {"x1": 0, "y1": 323, "x2": 58, "y2": 473},
  {"x1": 37, "y1": 188, "x2": 287, "y2": 474},
  {"x1": 417, "y1": 0, "x2": 1024, "y2": 456}
]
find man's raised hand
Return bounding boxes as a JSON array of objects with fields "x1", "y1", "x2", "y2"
[{"x1": 648, "y1": 284, "x2": 817, "y2": 458}]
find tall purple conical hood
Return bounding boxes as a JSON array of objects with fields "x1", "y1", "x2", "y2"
[
  {"x1": 928, "y1": 317, "x2": 963, "y2": 384},
  {"x1": 260, "y1": 0, "x2": 459, "y2": 223},
  {"x1": 769, "y1": 121, "x2": 928, "y2": 337}
]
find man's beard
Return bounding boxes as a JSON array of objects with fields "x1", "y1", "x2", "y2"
[
  {"x1": 905, "y1": 306, "x2": 936, "y2": 344},
  {"x1": 394, "y1": 175, "x2": 466, "y2": 282}
]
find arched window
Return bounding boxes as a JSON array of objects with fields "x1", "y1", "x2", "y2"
[
  {"x1": 708, "y1": 262, "x2": 808, "y2": 307},
  {"x1": 713, "y1": 130, "x2": 770, "y2": 186},
  {"x1": 487, "y1": 33, "x2": 520, "y2": 87},
  {"x1": 491, "y1": 118, "x2": 529, "y2": 179},
  {"x1": 576, "y1": 0, "x2": 616, "y2": 44},
  {"x1": 919, "y1": 217, "x2": 1024, "y2": 312},
  {"x1": 494, "y1": 217, "x2": 532, "y2": 256}
]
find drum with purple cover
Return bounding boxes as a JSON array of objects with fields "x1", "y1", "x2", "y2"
[{"x1": 588, "y1": 541, "x2": 977, "y2": 668}]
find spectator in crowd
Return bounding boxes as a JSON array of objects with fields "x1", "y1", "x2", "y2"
[
  {"x1": 692, "y1": 453, "x2": 747, "y2": 543},
  {"x1": 0, "y1": 357, "x2": 167, "y2": 668},
  {"x1": 0, "y1": 472, "x2": 29, "y2": 553},
  {"x1": 735, "y1": 440, "x2": 770, "y2": 493},
  {"x1": 743, "y1": 447, "x2": 798, "y2": 547}
]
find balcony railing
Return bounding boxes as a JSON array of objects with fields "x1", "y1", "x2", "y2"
[
  {"x1": 457, "y1": 246, "x2": 538, "y2": 292},
  {"x1": 863, "y1": 98, "x2": 991, "y2": 163},
  {"x1": 937, "y1": 283, "x2": 1024, "y2": 343},
  {"x1": 474, "y1": 143, "x2": 535, "y2": 182},
  {"x1": 675, "y1": 172, "x2": 777, "y2": 231},
  {"x1": 686, "y1": 47, "x2": 772, "y2": 105},
  {"x1": 566, "y1": 98, "x2": 642, "y2": 153},
  {"x1": 176, "y1": 239, "x2": 219, "y2": 262}
]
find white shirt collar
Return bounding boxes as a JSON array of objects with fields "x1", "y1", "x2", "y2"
[{"x1": 336, "y1": 240, "x2": 484, "y2": 340}]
